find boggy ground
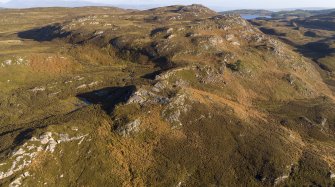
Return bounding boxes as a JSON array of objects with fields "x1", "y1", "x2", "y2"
[{"x1": 0, "y1": 5, "x2": 335, "y2": 186}]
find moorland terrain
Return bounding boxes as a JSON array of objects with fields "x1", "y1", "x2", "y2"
[{"x1": 0, "y1": 4, "x2": 335, "y2": 186}]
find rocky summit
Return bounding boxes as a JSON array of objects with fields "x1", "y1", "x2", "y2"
[{"x1": 0, "y1": 4, "x2": 334, "y2": 187}]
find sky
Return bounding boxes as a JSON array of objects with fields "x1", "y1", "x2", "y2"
[{"x1": 0, "y1": 0, "x2": 335, "y2": 10}]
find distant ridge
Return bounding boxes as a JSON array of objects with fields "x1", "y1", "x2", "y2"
[
  {"x1": 1, "y1": 0, "x2": 107, "y2": 8},
  {"x1": 221, "y1": 9, "x2": 273, "y2": 16},
  {"x1": 220, "y1": 8, "x2": 335, "y2": 18}
]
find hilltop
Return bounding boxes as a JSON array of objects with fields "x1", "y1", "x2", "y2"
[{"x1": 0, "y1": 5, "x2": 334, "y2": 186}]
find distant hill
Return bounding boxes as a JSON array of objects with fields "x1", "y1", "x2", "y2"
[
  {"x1": 292, "y1": 11, "x2": 335, "y2": 31},
  {"x1": 1, "y1": 0, "x2": 106, "y2": 8},
  {"x1": 272, "y1": 8, "x2": 335, "y2": 18},
  {"x1": 304, "y1": 8, "x2": 335, "y2": 15},
  {"x1": 220, "y1": 8, "x2": 335, "y2": 19},
  {"x1": 220, "y1": 9, "x2": 273, "y2": 16}
]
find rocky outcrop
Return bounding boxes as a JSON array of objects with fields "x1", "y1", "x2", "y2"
[
  {"x1": 0, "y1": 131, "x2": 88, "y2": 182},
  {"x1": 115, "y1": 119, "x2": 141, "y2": 136},
  {"x1": 162, "y1": 93, "x2": 191, "y2": 127}
]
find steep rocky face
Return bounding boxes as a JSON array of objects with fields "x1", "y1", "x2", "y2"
[{"x1": 0, "y1": 5, "x2": 335, "y2": 187}]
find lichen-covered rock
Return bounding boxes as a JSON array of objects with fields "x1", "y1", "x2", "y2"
[
  {"x1": 274, "y1": 175, "x2": 289, "y2": 186},
  {"x1": 330, "y1": 171, "x2": 335, "y2": 179},
  {"x1": 127, "y1": 88, "x2": 170, "y2": 106},
  {"x1": 115, "y1": 119, "x2": 141, "y2": 136},
  {"x1": 0, "y1": 131, "x2": 88, "y2": 182},
  {"x1": 162, "y1": 93, "x2": 191, "y2": 127}
]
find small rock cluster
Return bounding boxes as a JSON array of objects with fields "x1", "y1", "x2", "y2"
[{"x1": 1, "y1": 57, "x2": 28, "y2": 67}]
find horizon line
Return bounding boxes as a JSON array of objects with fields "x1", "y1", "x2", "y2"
[{"x1": 0, "y1": 3, "x2": 334, "y2": 11}]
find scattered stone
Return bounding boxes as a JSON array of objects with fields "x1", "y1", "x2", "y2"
[
  {"x1": 48, "y1": 91, "x2": 61, "y2": 97},
  {"x1": 4, "y1": 59, "x2": 12, "y2": 65},
  {"x1": 329, "y1": 171, "x2": 335, "y2": 179},
  {"x1": 166, "y1": 34, "x2": 176, "y2": 40},
  {"x1": 274, "y1": 175, "x2": 289, "y2": 186},
  {"x1": 284, "y1": 74, "x2": 295, "y2": 84},
  {"x1": 88, "y1": 81, "x2": 99, "y2": 87},
  {"x1": 74, "y1": 76, "x2": 85, "y2": 81},
  {"x1": 166, "y1": 28, "x2": 174, "y2": 34},
  {"x1": 299, "y1": 116, "x2": 314, "y2": 125},
  {"x1": 71, "y1": 127, "x2": 79, "y2": 131},
  {"x1": 232, "y1": 41, "x2": 240, "y2": 46},
  {"x1": 226, "y1": 34, "x2": 235, "y2": 41},
  {"x1": 76, "y1": 84, "x2": 87, "y2": 89},
  {"x1": 30, "y1": 86, "x2": 46, "y2": 93},
  {"x1": 316, "y1": 116, "x2": 327, "y2": 127},
  {"x1": 94, "y1": 31, "x2": 104, "y2": 35}
]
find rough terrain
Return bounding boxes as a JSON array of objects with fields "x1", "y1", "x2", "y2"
[{"x1": 0, "y1": 5, "x2": 335, "y2": 186}]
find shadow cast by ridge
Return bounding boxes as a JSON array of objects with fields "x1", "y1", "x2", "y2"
[
  {"x1": 76, "y1": 85, "x2": 136, "y2": 114},
  {"x1": 296, "y1": 41, "x2": 335, "y2": 61},
  {"x1": 18, "y1": 24, "x2": 71, "y2": 41},
  {"x1": 259, "y1": 27, "x2": 286, "y2": 37}
]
